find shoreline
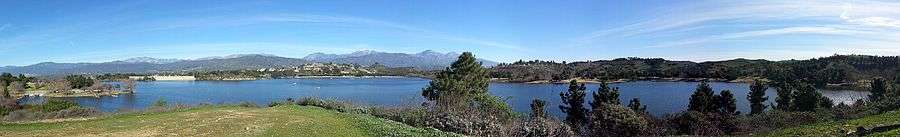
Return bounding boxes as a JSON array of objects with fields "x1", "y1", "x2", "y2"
[
  {"x1": 21, "y1": 90, "x2": 131, "y2": 98},
  {"x1": 286, "y1": 75, "x2": 418, "y2": 79},
  {"x1": 122, "y1": 75, "x2": 868, "y2": 91},
  {"x1": 490, "y1": 77, "x2": 741, "y2": 84}
]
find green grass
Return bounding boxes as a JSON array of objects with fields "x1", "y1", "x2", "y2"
[
  {"x1": 760, "y1": 110, "x2": 900, "y2": 136},
  {"x1": 0, "y1": 105, "x2": 459, "y2": 137}
]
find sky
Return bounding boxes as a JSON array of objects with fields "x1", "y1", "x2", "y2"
[{"x1": 1, "y1": 0, "x2": 899, "y2": 66}]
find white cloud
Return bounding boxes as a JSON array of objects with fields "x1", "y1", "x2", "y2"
[
  {"x1": 54, "y1": 42, "x2": 367, "y2": 63},
  {"x1": 650, "y1": 26, "x2": 874, "y2": 48},
  {"x1": 847, "y1": 17, "x2": 900, "y2": 28}
]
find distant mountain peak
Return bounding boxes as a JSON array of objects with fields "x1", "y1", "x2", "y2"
[
  {"x1": 301, "y1": 50, "x2": 497, "y2": 70},
  {"x1": 415, "y1": 50, "x2": 451, "y2": 57},
  {"x1": 119, "y1": 57, "x2": 183, "y2": 64},
  {"x1": 197, "y1": 54, "x2": 279, "y2": 60},
  {"x1": 348, "y1": 50, "x2": 382, "y2": 56}
]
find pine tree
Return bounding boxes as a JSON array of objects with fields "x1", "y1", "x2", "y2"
[
  {"x1": 531, "y1": 99, "x2": 547, "y2": 118},
  {"x1": 627, "y1": 98, "x2": 647, "y2": 113},
  {"x1": 688, "y1": 81, "x2": 716, "y2": 113},
  {"x1": 869, "y1": 77, "x2": 887, "y2": 102},
  {"x1": 421, "y1": 52, "x2": 509, "y2": 112},
  {"x1": 560, "y1": 80, "x2": 588, "y2": 130},
  {"x1": 894, "y1": 73, "x2": 900, "y2": 85},
  {"x1": 748, "y1": 80, "x2": 768, "y2": 115},
  {"x1": 717, "y1": 90, "x2": 738, "y2": 115},
  {"x1": 591, "y1": 81, "x2": 621, "y2": 109},
  {"x1": 774, "y1": 82, "x2": 794, "y2": 111},
  {"x1": 791, "y1": 83, "x2": 827, "y2": 112}
]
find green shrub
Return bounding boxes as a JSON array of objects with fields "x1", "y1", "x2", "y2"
[
  {"x1": 237, "y1": 101, "x2": 259, "y2": 108},
  {"x1": 266, "y1": 101, "x2": 291, "y2": 107},
  {"x1": 369, "y1": 106, "x2": 430, "y2": 128},
  {"x1": 590, "y1": 103, "x2": 649, "y2": 137},
  {"x1": 42, "y1": 107, "x2": 101, "y2": 119},
  {"x1": 4, "y1": 107, "x2": 100, "y2": 122},
  {"x1": 740, "y1": 110, "x2": 835, "y2": 133},
  {"x1": 506, "y1": 117, "x2": 574, "y2": 137},
  {"x1": 0, "y1": 107, "x2": 11, "y2": 116},
  {"x1": 865, "y1": 97, "x2": 900, "y2": 113},
  {"x1": 425, "y1": 110, "x2": 505, "y2": 136},
  {"x1": 39, "y1": 100, "x2": 79, "y2": 112},
  {"x1": 4, "y1": 110, "x2": 37, "y2": 121},
  {"x1": 296, "y1": 97, "x2": 357, "y2": 113},
  {"x1": 668, "y1": 111, "x2": 724, "y2": 136}
]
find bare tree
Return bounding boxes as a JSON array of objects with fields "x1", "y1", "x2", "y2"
[
  {"x1": 49, "y1": 80, "x2": 72, "y2": 93},
  {"x1": 123, "y1": 79, "x2": 136, "y2": 93},
  {"x1": 0, "y1": 80, "x2": 7, "y2": 98},
  {"x1": 9, "y1": 81, "x2": 25, "y2": 96},
  {"x1": 86, "y1": 79, "x2": 105, "y2": 93}
]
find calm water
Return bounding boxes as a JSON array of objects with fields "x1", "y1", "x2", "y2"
[{"x1": 20, "y1": 78, "x2": 870, "y2": 117}]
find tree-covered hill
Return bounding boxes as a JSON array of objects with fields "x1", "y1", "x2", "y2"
[{"x1": 491, "y1": 55, "x2": 900, "y2": 87}]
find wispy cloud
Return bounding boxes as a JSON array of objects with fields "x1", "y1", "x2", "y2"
[
  {"x1": 129, "y1": 14, "x2": 525, "y2": 51},
  {"x1": 576, "y1": 0, "x2": 900, "y2": 50},
  {"x1": 0, "y1": 23, "x2": 9, "y2": 32},
  {"x1": 52, "y1": 42, "x2": 368, "y2": 63},
  {"x1": 650, "y1": 26, "x2": 874, "y2": 48},
  {"x1": 1, "y1": 12, "x2": 524, "y2": 53}
]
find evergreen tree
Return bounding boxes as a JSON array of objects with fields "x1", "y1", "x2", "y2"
[
  {"x1": 894, "y1": 72, "x2": 900, "y2": 85},
  {"x1": 627, "y1": 98, "x2": 647, "y2": 113},
  {"x1": 869, "y1": 77, "x2": 887, "y2": 102},
  {"x1": 688, "y1": 81, "x2": 716, "y2": 113},
  {"x1": 591, "y1": 81, "x2": 621, "y2": 109},
  {"x1": 818, "y1": 95, "x2": 834, "y2": 109},
  {"x1": 16, "y1": 74, "x2": 31, "y2": 83},
  {"x1": 530, "y1": 99, "x2": 547, "y2": 118},
  {"x1": 65, "y1": 75, "x2": 94, "y2": 89},
  {"x1": 717, "y1": 90, "x2": 738, "y2": 115},
  {"x1": 422, "y1": 52, "x2": 490, "y2": 105},
  {"x1": 748, "y1": 80, "x2": 768, "y2": 115},
  {"x1": 559, "y1": 80, "x2": 588, "y2": 130},
  {"x1": 791, "y1": 83, "x2": 827, "y2": 112},
  {"x1": 0, "y1": 73, "x2": 12, "y2": 86},
  {"x1": 774, "y1": 82, "x2": 794, "y2": 111}
]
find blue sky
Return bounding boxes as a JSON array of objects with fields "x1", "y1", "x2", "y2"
[{"x1": 1, "y1": 0, "x2": 899, "y2": 66}]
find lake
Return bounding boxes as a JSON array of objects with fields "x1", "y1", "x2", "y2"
[{"x1": 20, "y1": 77, "x2": 870, "y2": 117}]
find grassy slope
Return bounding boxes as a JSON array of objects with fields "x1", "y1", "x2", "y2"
[
  {"x1": 761, "y1": 110, "x2": 900, "y2": 136},
  {"x1": 0, "y1": 105, "x2": 459, "y2": 137}
]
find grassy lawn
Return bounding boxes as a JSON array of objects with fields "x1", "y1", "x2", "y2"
[
  {"x1": 0, "y1": 105, "x2": 459, "y2": 137},
  {"x1": 760, "y1": 110, "x2": 900, "y2": 136}
]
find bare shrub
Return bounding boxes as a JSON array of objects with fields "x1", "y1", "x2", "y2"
[{"x1": 505, "y1": 117, "x2": 575, "y2": 137}]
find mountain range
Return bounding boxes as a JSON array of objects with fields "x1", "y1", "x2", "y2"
[
  {"x1": 0, "y1": 50, "x2": 498, "y2": 75},
  {"x1": 303, "y1": 50, "x2": 497, "y2": 70}
]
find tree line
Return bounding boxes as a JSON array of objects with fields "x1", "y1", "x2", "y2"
[{"x1": 492, "y1": 55, "x2": 900, "y2": 88}]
